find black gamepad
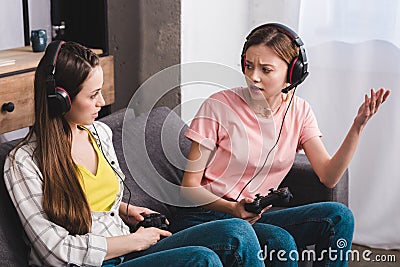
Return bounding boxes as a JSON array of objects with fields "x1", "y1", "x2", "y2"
[
  {"x1": 244, "y1": 187, "x2": 293, "y2": 214},
  {"x1": 136, "y1": 213, "x2": 168, "y2": 230}
]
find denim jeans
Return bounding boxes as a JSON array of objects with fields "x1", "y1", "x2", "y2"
[
  {"x1": 102, "y1": 247, "x2": 223, "y2": 267},
  {"x1": 170, "y1": 202, "x2": 354, "y2": 267},
  {"x1": 102, "y1": 218, "x2": 265, "y2": 267}
]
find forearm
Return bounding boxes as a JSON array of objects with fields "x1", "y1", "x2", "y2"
[
  {"x1": 180, "y1": 185, "x2": 236, "y2": 215},
  {"x1": 105, "y1": 234, "x2": 137, "y2": 260},
  {"x1": 118, "y1": 202, "x2": 129, "y2": 223},
  {"x1": 324, "y1": 122, "x2": 362, "y2": 187}
]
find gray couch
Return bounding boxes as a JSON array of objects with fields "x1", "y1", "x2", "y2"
[{"x1": 0, "y1": 106, "x2": 348, "y2": 266}]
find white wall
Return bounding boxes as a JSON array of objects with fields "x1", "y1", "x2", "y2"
[
  {"x1": 28, "y1": 0, "x2": 52, "y2": 43},
  {"x1": 0, "y1": 0, "x2": 50, "y2": 50},
  {"x1": 0, "y1": 0, "x2": 24, "y2": 50},
  {"x1": 180, "y1": 0, "x2": 248, "y2": 124}
]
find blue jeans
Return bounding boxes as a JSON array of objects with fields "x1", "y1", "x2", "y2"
[
  {"x1": 170, "y1": 202, "x2": 354, "y2": 267},
  {"x1": 102, "y1": 218, "x2": 265, "y2": 267},
  {"x1": 102, "y1": 247, "x2": 222, "y2": 267}
]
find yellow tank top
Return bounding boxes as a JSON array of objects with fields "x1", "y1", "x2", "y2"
[{"x1": 76, "y1": 128, "x2": 119, "y2": 211}]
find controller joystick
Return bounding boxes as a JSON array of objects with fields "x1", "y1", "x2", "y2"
[{"x1": 244, "y1": 187, "x2": 293, "y2": 214}]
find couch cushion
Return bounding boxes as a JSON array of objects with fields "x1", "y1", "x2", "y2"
[
  {"x1": 0, "y1": 139, "x2": 29, "y2": 266},
  {"x1": 100, "y1": 107, "x2": 191, "y2": 218},
  {"x1": 278, "y1": 153, "x2": 349, "y2": 207}
]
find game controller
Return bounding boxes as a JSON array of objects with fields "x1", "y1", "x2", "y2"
[
  {"x1": 244, "y1": 187, "x2": 293, "y2": 214},
  {"x1": 136, "y1": 213, "x2": 168, "y2": 231}
]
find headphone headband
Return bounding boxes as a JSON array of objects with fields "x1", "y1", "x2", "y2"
[
  {"x1": 246, "y1": 23, "x2": 304, "y2": 47},
  {"x1": 44, "y1": 40, "x2": 71, "y2": 116},
  {"x1": 45, "y1": 40, "x2": 65, "y2": 96}
]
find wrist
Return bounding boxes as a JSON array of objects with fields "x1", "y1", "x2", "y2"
[
  {"x1": 119, "y1": 201, "x2": 127, "y2": 210},
  {"x1": 225, "y1": 201, "x2": 238, "y2": 216},
  {"x1": 352, "y1": 119, "x2": 364, "y2": 134}
]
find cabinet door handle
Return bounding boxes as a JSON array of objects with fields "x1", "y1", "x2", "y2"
[{"x1": 2, "y1": 102, "x2": 15, "y2": 112}]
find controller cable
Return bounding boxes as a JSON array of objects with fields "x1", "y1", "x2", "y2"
[
  {"x1": 235, "y1": 86, "x2": 297, "y2": 201},
  {"x1": 92, "y1": 124, "x2": 132, "y2": 224}
]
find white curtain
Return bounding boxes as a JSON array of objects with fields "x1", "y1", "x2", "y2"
[{"x1": 297, "y1": 0, "x2": 400, "y2": 249}]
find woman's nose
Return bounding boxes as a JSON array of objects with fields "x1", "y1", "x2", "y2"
[
  {"x1": 249, "y1": 69, "x2": 261, "y2": 83},
  {"x1": 97, "y1": 91, "x2": 106, "y2": 107}
]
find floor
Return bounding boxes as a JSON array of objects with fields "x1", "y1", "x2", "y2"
[{"x1": 348, "y1": 244, "x2": 399, "y2": 267}]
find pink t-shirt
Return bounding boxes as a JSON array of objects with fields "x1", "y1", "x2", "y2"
[{"x1": 185, "y1": 88, "x2": 322, "y2": 201}]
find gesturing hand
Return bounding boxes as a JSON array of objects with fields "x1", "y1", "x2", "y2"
[{"x1": 354, "y1": 88, "x2": 391, "y2": 130}]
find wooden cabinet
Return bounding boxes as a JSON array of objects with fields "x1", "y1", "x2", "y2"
[{"x1": 0, "y1": 47, "x2": 114, "y2": 134}]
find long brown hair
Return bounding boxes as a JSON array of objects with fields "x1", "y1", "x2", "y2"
[{"x1": 18, "y1": 42, "x2": 99, "y2": 235}]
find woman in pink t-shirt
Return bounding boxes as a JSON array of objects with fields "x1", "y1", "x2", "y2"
[{"x1": 172, "y1": 23, "x2": 391, "y2": 266}]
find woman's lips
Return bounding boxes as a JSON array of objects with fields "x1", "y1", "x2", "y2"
[{"x1": 250, "y1": 85, "x2": 264, "y2": 91}]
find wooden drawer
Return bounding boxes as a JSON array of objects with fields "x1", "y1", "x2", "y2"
[
  {"x1": 0, "y1": 72, "x2": 35, "y2": 134},
  {"x1": 0, "y1": 56, "x2": 114, "y2": 134}
]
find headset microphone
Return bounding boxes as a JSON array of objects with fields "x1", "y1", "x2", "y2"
[{"x1": 281, "y1": 71, "x2": 309, "y2": 93}]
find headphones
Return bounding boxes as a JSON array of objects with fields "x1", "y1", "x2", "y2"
[
  {"x1": 241, "y1": 23, "x2": 309, "y2": 93},
  {"x1": 44, "y1": 40, "x2": 72, "y2": 116}
]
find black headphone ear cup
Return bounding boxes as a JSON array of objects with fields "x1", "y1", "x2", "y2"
[
  {"x1": 48, "y1": 87, "x2": 71, "y2": 116},
  {"x1": 56, "y1": 86, "x2": 71, "y2": 113},
  {"x1": 287, "y1": 57, "x2": 304, "y2": 84}
]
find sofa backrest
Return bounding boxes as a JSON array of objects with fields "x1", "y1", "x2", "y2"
[{"x1": 99, "y1": 106, "x2": 191, "y2": 218}]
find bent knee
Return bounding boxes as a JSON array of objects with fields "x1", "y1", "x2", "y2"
[
  {"x1": 324, "y1": 202, "x2": 354, "y2": 228},
  {"x1": 212, "y1": 218, "x2": 254, "y2": 235},
  {"x1": 268, "y1": 228, "x2": 296, "y2": 250},
  {"x1": 210, "y1": 218, "x2": 259, "y2": 246},
  {"x1": 193, "y1": 247, "x2": 223, "y2": 266}
]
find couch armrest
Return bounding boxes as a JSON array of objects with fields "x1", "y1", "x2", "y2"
[{"x1": 277, "y1": 153, "x2": 348, "y2": 207}]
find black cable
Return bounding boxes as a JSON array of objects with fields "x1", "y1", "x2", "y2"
[
  {"x1": 92, "y1": 124, "x2": 132, "y2": 224},
  {"x1": 235, "y1": 87, "x2": 297, "y2": 201}
]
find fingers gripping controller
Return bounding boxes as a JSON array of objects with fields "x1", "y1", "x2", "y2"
[
  {"x1": 135, "y1": 213, "x2": 168, "y2": 231},
  {"x1": 244, "y1": 187, "x2": 293, "y2": 214}
]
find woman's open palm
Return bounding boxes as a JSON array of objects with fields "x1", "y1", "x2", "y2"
[{"x1": 354, "y1": 88, "x2": 391, "y2": 129}]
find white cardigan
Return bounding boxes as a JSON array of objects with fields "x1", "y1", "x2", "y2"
[{"x1": 3, "y1": 121, "x2": 129, "y2": 267}]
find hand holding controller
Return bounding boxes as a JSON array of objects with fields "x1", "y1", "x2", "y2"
[
  {"x1": 244, "y1": 187, "x2": 293, "y2": 214},
  {"x1": 135, "y1": 213, "x2": 168, "y2": 231}
]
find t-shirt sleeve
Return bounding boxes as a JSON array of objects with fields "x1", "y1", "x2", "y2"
[
  {"x1": 297, "y1": 103, "x2": 322, "y2": 151},
  {"x1": 185, "y1": 99, "x2": 220, "y2": 151}
]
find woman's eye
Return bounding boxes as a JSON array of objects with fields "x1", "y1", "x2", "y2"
[
  {"x1": 245, "y1": 64, "x2": 253, "y2": 70},
  {"x1": 262, "y1": 68, "x2": 271, "y2": 73},
  {"x1": 90, "y1": 92, "x2": 99, "y2": 99}
]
